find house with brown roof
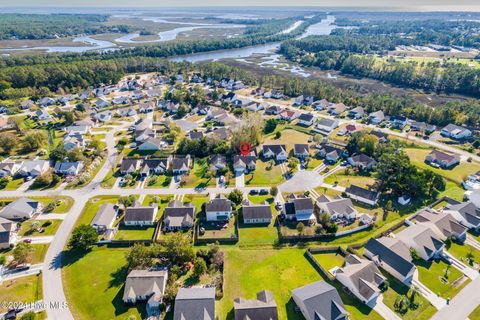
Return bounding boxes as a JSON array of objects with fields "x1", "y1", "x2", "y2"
[
  {"x1": 415, "y1": 209, "x2": 467, "y2": 242},
  {"x1": 425, "y1": 150, "x2": 460, "y2": 168}
]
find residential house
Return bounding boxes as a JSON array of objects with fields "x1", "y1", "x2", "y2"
[
  {"x1": 410, "y1": 121, "x2": 436, "y2": 134},
  {"x1": 173, "y1": 287, "x2": 215, "y2": 320},
  {"x1": 54, "y1": 161, "x2": 83, "y2": 176},
  {"x1": 233, "y1": 154, "x2": 257, "y2": 174},
  {"x1": 369, "y1": 130, "x2": 389, "y2": 143},
  {"x1": 347, "y1": 154, "x2": 376, "y2": 170},
  {"x1": 39, "y1": 97, "x2": 56, "y2": 107},
  {"x1": 441, "y1": 124, "x2": 472, "y2": 140},
  {"x1": 334, "y1": 255, "x2": 385, "y2": 305},
  {"x1": 138, "y1": 137, "x2": 166, "y2": 151},
  {"x1": 112, "y1": 96, "x2": 129, "y2": 105},
  {"x1": 297, "y1": 113, "x2": 315, "y2": 127},
  {"x1": 251, "y1": 87, "x2": 265, "y2": 96},
  {"x1": 262, "y1": 144, "x2": 288, "y2": 162},
  {"x1": 264, "y1": 105, "x2": 282, "y2": 115},
  {"x1": 246, "y1": 101, "x2": 268, "y2": 112},
  {"x1": 162, "y1": 101, "x2": 180, "y2": 114},
  {"x1": 141, "y1": 159, "x2": 168, "y2": 176},
  {"x1": 64, "y1": 125, "x2": 91, "y2": 136},
  {"x1": 20, "y1": 99, "x2": 35, "y2": 110},
  {"x1": 293, "y1": 95, "x2": 304, "y2": 106},
  {"x1": 91, "y1": 203, "x2": 119, "y2": 233},
  {"x1": 135, "y1": 128, "x2": 155, "y2": 143},
  {"x1": 348, "y1": 107, "x2": 364, "y2": 119},
  {"x1": 345, "y1": 185, "x2": 380, "y2": 206},
  {"x1": 293, "y1": 144, "x2": 310, "y2": 159},
  {"x1": 390, "y1": 116, "x2": 408, "y2": 129},
  {"x1": 147, "y1": 88, "x2": 162, "y2": 98},
  {"x1": 278, "y1": 109, "x2": 300, "y2": 121},
  {"x1": 338, "y1": 124, "x2": 357, "y2": 136},
  {"x1": 425, "y1": 150, "x2": 460, "y2": 168},
  {"x1": 94, "y1": 111, "x2": 113, "y2": 122},
  {"x1": 233, "y1": 98, "x2": 252, "y2": 108},
  {"x1": 120, "y1": 159, "x2": 143, "y2": 175},
  {"x1": 117, "y1": 108, "x2": 137, "y2": 117},
  {"x1": 303, "y1": 96, "x2": 314, "y2": 106},
  {"x1": 234, "y1": 290, "x2": 278, "y2": 320},
  {"x1": 63, "y1": 134, "x2": 85, "y2": 151},
  {"x1": 139, "y1": 101, "x2": 155, "y2": 113},
  {"x1": 0, "y1": 161, "x2": 22, "y2": 178},
  {"x1": 171, "y1": 155, "x2": 191, "y2": 175},
  {"x1": 291, "y1": 280, "x2": 348, "y2": 320},
  {"x1": 443, "y1": 201, "x2": 480, "y2": 231},
  {"x1": 242, "y1": 200, "x2": 273, "y2": 224},
  {"x1": 317, "y1": 144, "x2": 344, "y2": 163},
  {"x1": 122, "y1": 269, "x2": 168, "y2": 311},
  {"x1": 163, "y1": 201, "x2": 195, "y2": 231},
  {"x1": 18, "y1": 160, "x2": 50, "y2": 177},
  {"x1": 74, "y1": 118, "x2": 95, "y2": 128},
  {"x1": 191, "y1": 74, "x2": 204, "y2": 84},
  {"x1": 395, "y1": 224, "x2": 445, "y2": 261},
  {"x1": 312, "y1": 99, "x2": 329, "y2": 111},
  {"x1": 124, "y1": 206, "x2": 157, "y2": 226},
  {"x1": 187, "y1": 131, "x2": 204, "y2": 141},
  {"x1": 132, "y1": 90, "x2": 144, "y2": 100},
  {"x1": 205, "y1": 195, "x2": 233, "y2": 222},
  {"x1": 0, "y1": 217, "x2": 16, "y2": 249},
  {"x1": 95, "y1": 97, "x2": 110, "y2": 109},
  {"x1": 364, "y1": 237, "x2": 416, "y2": 285},
  {"x1": 314, "y1": 118, "x2": 339, "y2": 134},
  {"x1": 270, "y1": 90, "x2": 283, "y2": 99},
  {"x1": 316, "y1": 195, "x2": 358, "y2": 220},
  {"x1": 222, "y1": 92, "x2": 237, "y2": 103},
  {"x1": 210, "y1": 154, "x2": 227, "y2": 172},
  {"x1": 368, "y1": 110, "x2": 385, "y2": 125},
  {"x1": 415, "y1": 210, "x2": 467, "y2": 242},
  {"x1": 211, "y1": 127, "x2": 230, "y2": 140},
  {"x1": 0, "y1": 198, "x2": 40, "y2": 220},
  {"x1": 284, "y1": 195, "x2": 315, "y2": 222},
  {"x1": 35, "y1": 109, "x2": 51, "y2": 121},
  {"x1": 328, "y1": 103, "x2": 347, "y2": 116}
]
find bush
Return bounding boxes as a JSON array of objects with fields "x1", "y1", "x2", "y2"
[
  {"x1": 68, "y1": 224, "x2": 97, "y2": 251},
  {"x1": 42, "y1": 220, "x2": 53, "y2": 227},
  {"x1": 20, "y1": 312, "x2": 36, "y2": 320}
]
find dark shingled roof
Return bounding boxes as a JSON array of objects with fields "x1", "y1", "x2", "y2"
[
  {"x1": 234, "y1": 290, "x2": 278, "y2": 320},
  {"x1": 365, "y1": 238, "x2": 415, "y2": 278},
  {"x1": 124, "y1": 207, "x2": 156, "y2": 222},
  {"x1": 174, "y1": 287, "x2": 215, "y2": 320},
  {"x1": 205, "y1": 195, "x2": 232, "y2": 213},
  {"x1": 242, "y1": 202, "x2": 272, "y2": 221},
  {"x1": 345, "y1": 185, "x2": 379, "y2": 202}
]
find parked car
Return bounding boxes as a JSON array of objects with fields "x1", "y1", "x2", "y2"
[
  {"x1": 249, "y1": 189, "x2": 258, "y2": 195},
  {"x1": 259, "y1": 189, "x2": 269, "y2": 195}
]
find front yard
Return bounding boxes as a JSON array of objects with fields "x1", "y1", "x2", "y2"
[
  {"x1": 182, "y1": 158, "x2": 216, "y2": 188},
  {"x1": 415, "y1": 259, "x2": 471, "y2": 299},
  {"x1": 324, "y1": 168, "x2": 377, "y2": 189},
  {"x1": 245, "y1": 159, "x2": 285, "y2": 186},
  {"x1": 18, "y1": 219, "x2": 62, "y2": 236},
  {"x1": 0, "y1": 274, "x2": 42, "y2": 312},
  {"x1": 446, "y1": 241, "x2": 480, "y2": 268}
]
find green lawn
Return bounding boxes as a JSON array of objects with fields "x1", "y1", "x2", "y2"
[
  {"x1": 18, "y1": 219, "x2": 62, "y2": 236},
  {"x1": 404, "y1": 148, "x2": 480, "y2": 184},
  {"x1": 437, "y1": 181, "x2": 465, "y2": 202},
  {"x1": 312, "y1": 251, "x2": 345, "y2": 273},
  {"x1": 219, "y1": 249, "x2": 383, "y2": 320},
  {"x1": 184, "y1": 194, "x2": 210, "y2": 213},
  {"x1": 245, "y1": 159, "x2": 285, "y2": 186},
  {"x1": 324, "y1": 169, "x2": 377, "y2": 188},
  {"x1": 145, "y1": 174, "x2": 171, "y2": 188},
  {"x1": 415, "y1": 259, "x2": 471, "y2": 299},
  {"x1": 469, "y1": 304, "x2": 480, "y2": 320},
  {"x1": 446, "y1": 241, "x2": 480, "y2": 268},
  {"x1": 100, "y1": 168, "x2": 118, "y2": 189},
  {"x1": 381, "y1": 272, "x2": 437, "y2": 320},
  {"x1": 264, "y1": 129, "x2": 310, "y2": 153},
  {"x1": 0, "y1": 196, "x2": 73, "y2": 214},
  {"x1": 114, "y1": 225, "x2": 156, "y2": 241},
  {"x1": 238, "y1": 195, "x2": 278, "y2": 247},
  {"x1": 0, "y1": 274, "x2": 42, "y2": 312},
  {"x1": 1, "y1": 177, "x2": 24, "y2": 190},
  {"x1": 183, "y1": 158, "x2": 216, "y2": 188},
  {"x1": 62, "y1": 246, "x2": 146, "y2": 320},
  {"x1": 4, "y1": 244, "x2": 49, "y2": 264},
  {"x1": 75, "y1": 196, "x2": 119, "y2": 227}
]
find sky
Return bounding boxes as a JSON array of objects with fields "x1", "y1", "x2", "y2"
[{"x1": 0, "y1": 0, "x2": 479, "y2": 10}]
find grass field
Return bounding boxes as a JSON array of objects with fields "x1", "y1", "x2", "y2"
[
  {"x1": 0, "y1": 274, "x2": 42, "y2": 312},
  {"x1": 0, "y1": 196, "x2": 73, "y2": 214},
  {"x1": 145, "y1": 175, "x2": 171, "y2": 188},
  {"x1": 18, "y1": 219, "x2": 62, "y2": 236},
  {"x1": 114, "y1": 225, "x2": 156, "y2": 241},
  {"x1": 75, "y1": 195, "x2": 120, "y2": 227},
  {"x1": 264, "y1": 129, "x2": 311, "y2": 153},
  {"x1": 62, "y1": 246, "x2": 145, "y2": 320},
  {"x1": 324, "y1": 169, "x2": 377, "y2": 188},
  {"x1": 311, "y1": 251, "x2": 345, "y2": 274},
  {"x1": 381, "y1": 272, "x2": 437, "y2": 320},
  {"x1": 404, "y1": 148, "x2": 480, "y2": 184},
  {"x1": 416, "y1": 259, "x2": 470, "y2": 299},
  {"x1": 446, "y1": 241, "x2": 480, "y2": 268},
  {"x1": 1, "y1": 177, "x2": 24, "y2": 190},
  {"x1": 238, "y1": 195, "x2": 278, "y2": 247},
  {"x1": 183, "y1": 158, "x2": 216, "y2": 188},
  {"x1": 245, "y1": 159, "x2": 285, "y2": 186},
  {"x1": 4, "y1": 244, "x2": 49, "y2": 264},
  {"x1": 469, "y1": 304, "x2": 480, "y2": 320}
]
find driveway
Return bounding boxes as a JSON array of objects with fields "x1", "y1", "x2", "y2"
[
  {"x1": 19, "y1": 235, "x2": 54, "y2": 244},
  {"x1": 369, "y1": 296, "x2": 401, "y2": 320},
  {"x1": 235, "y1": 172, "x2": 245, "y2": 188}
]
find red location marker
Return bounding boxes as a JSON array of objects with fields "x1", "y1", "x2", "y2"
[{"x1": 239, "y1": 142, "x2": 252, "y2": 156}]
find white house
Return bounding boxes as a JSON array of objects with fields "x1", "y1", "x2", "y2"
[
  {"x1": 0, "y1": 198, "x2": 40, "y2": 220},
  {"x1": 440, "y1": 124, "x2": 472, "y2": 140},
  {"x1": 262, "y1": 144, "x2": 288, "y2": 162},
  {"x1": 205, "y1": 195, "x2": 233, "y2": 222}
]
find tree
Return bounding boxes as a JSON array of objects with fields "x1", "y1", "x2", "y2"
[
  {"x1": 8, "y1": 116, "x2": 23, "y2": 133},
  {"x1": 0, "y1": 255, "x2": 5, "y2": 265},
  {"x1": 163, "y1": 233, "x2": 195, "y2": 266},
  {"x1": 126, "y1": 243, "x2": 154, "y2": 269},
  {"x1": 288, "y1": 158, "x2": 299, "y2": 172},
  {"x1": 12, "y1": 242, "x2": 33, "y2": 265},
  {"x1": 50, "y1": 143, "x2": 68, "y2": 161},
  {"x1": 410, "y1": 248, "x2": 420, "y2": 261},
  {"x1": 20, "y1": 311, "x2": 36, "y2": 320},
  {"x1": 275, "y1": 131, "x2": 282, "y2": 139},
  {"x1": 0, "y1": 132, "x2": 18, "y2": 154},
  {"x1": 193, "y1": 257, "x2": 207, "y2": 278},
  {"x1": 228, "y1": 189, "x2": 244, "y2": 206},
  {"x1": 119, "y1": 195, "x2": 137, "y2": 208},
  {"x1": 0, "y1": 177, "x2": 8, "y2": 189},
  {"x1": 296, "y1": 222, "x2": 305, "y2": 234},
  {"x1": 23, "y1": 130, "x2": 48, "y2": 151},
  {"x1": 270, "y1": 186, "x2": 278, "y2": 197},
  {"x1": 394, "y1": 295, "x2": 409, "y2": 314},
  {"x1": 264, "y1": 118, "x2": 278, "y2": 134},
  {"x1": 32, "y1": 171, "x2": 53, "y2": 188},
  {"x1": 68, "y1": 224, "x2": 98, "y2": 251},
  {"x1": 466, "y1": 249, "x2": 475, "y2": 265}
]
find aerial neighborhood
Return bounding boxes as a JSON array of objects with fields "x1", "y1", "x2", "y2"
[{"x1": 0, "y1": 39, "x2": 480, "y2": 320}]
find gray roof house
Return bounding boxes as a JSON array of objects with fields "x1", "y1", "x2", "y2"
[
  {"x1": 173, "y1": 287, "x2": 215, "y2": 320},
  {"x1": 284, "y1": 195, "x2": 315, "y2": 222},
  {"x1": 425, "y1": 150, "x2": 460, "y2": 168},
  {"x1": 262, "y1": 144, "x2": 287, "y2": 162},
  {"x1": 440, "y1": 124, "x2": 472, "y2": 140},
  {"x1": 316, "y1": 195, "x2": 358, "y2": 220},
  {"x1": 123, "y1": 269, "x2": 168, "y2": 311},
  {"x1": 120, "y1": 159, "x2": 143, "y2": 175},
  {"x1": 124, "y1": 206, "x2": 157, "y2": 226},
  {"x1": 395, "y1": 224, "x2": 445, "y2": 261},
  {"x1": 416, "y1": 210, "x2": 467, "y2": 242},
  {"x1": 317, "y1": 144, "x2": 345, "y2": 163},
  {"x1": 0, "y1": 198, "x2": 40, "y2": 220},
  {"x1": 91, "y1": 203, "x2": 118, "y2": 233},
  {"x1": 54, "y1": 161, "x2": 83, "y2": 176},
  {"x1": 210, "y1": 154, "x2": 227, "y2": 172},
  {"x1": 18, "y1": 160, "x2": 50, "y2": 177},
  {"x1": 364, "y1": 238, "x2": 416, "y2": 285},
  {"x1": 443, "y1": 201, "x2": 480, "y2": 231},
  {"x1": 291, "y1": 280, "x2": 348, "y2": 320},
  {"x1": 293, "y1": 144, "x2": 310, "y2": 159},
  {"x1": 171, "y1": 155, "x2": 191, "y2": 175},
  {"x1": 233, "y1": 155, "x2": 257, "y2": 173},
  {"x1": 0, "y1": 217, "x2": 16, "y2": 249},
  {"x1": 234, "y1": 290, "x2": 278, "y2": 320},
  {"x1": 368, "y1": 110, "x2": 385, "y2": 124},
  {"x1": 348, "y1": 107, "x2": 364, "y2": 119},
  {"x1": 345, "y1": 185, "x2": 380, "y2": 206},
  {"x1": 314, "y1": 118, "x2": 339, "y2": 134},
  {"x1": 347, "y1": 154, "x2": 376, "y2": 170},
  {"x1": 0, "y1": 161, "x2": 22, "y2": 177},
  {"x1": 334, "y1": 255, "x2": 385, "y2": 305},
  {"x1": 163, "y1": 201, "x2": 195, "y2": 231},
  {"x1": 205, "y1": 195, "x2": 233, "y2": 222},
  {"x1": 242, "y1": 201, "x2": 273, "y2": 224}
]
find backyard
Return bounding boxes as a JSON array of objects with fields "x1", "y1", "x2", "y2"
[
  {"x1": 0, "y1": 274, "x2": 42, "y2": 312},
  {"x1": 311, "y1": 251, "x2": 346, "y2": 274},
  {"x1": 238, "y1": 195, "x2": 278, "y2": 247},
  {"x1": 324, "y1": 168, "x2": 377, "y2": 189}
]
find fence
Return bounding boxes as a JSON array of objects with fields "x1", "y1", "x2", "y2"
[{"x1": 305, "y1": 246, "x2": 348, "y2": 281}]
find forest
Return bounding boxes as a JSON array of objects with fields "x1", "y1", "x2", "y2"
[{"x1": 0, "y1": 14, "x2": 131, "y2": 40}]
